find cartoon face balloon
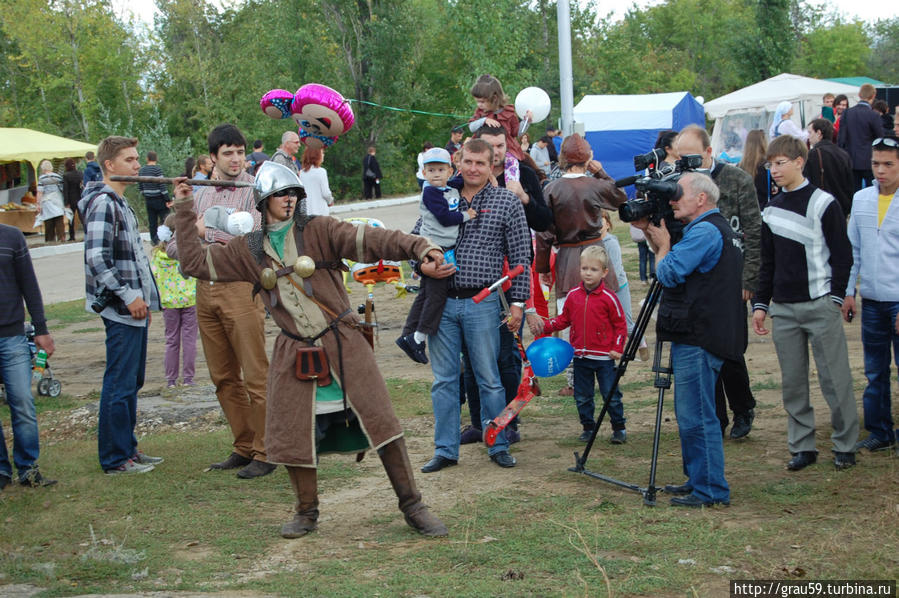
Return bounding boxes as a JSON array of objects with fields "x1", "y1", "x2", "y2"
[{"x1": 260, "y1": 83, "x2": 355, "y2": 149}]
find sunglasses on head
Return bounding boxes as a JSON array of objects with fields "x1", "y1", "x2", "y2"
[{"x1": 872, "y1": 137, "x2": 899, "y2": 148}]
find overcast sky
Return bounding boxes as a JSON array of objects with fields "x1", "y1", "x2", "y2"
[{"x1": 111, "y1": 0, "x2": 894, "y2": 29}]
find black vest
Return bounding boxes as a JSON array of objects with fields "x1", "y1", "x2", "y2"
[{"x1": 656, "y1": 211, "x2": 744, "y2": 362}]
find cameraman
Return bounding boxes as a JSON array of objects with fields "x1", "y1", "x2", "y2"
[
  {"x1": 635, "y1": 172, "x2": 743, "y2": 507},
  {"x1": 80, "y1": 136, "x2": 162, "y2": 475},
  {"x1": 675, "y1": 125, "x2": 761, "y2": 439}
]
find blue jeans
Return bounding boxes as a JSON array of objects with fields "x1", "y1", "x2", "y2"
[
  {"x1": 461, "y1": 314, "x2": 523, "y2": 429},
  {"x1": 860, "y1": 299, "x2": 899, "y2": 443},
  {"x1": 671, "y1": 343, "x2": 729, "y2": 504},
  {"x1": 637, "y1": 241, "x2": 655, "y2": 282},
  {"x1": 429, "y1": 294, "x2": 508, "y2": 458},
  {"x1": 0, "y1": 335, "x2": 40, "y2": 480},
  {"x1": 572, "y1": 357, "x2": 625, "y2": 430},
  {"x1": 98, "y1": 318, "x2": 148, "y2": 470}
]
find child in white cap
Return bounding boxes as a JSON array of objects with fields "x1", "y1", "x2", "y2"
[{"x1": 396, "y1": 147, "x2": 476, "y2": 363}]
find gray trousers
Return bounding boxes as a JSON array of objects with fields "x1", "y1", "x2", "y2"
[{"x1": 770, "y1": 296, "x2": 859, "y2": 454}]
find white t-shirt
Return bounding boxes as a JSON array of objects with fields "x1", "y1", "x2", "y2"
[{"x1": 298, "y1": 166, "x2": 333, "y2": 216}]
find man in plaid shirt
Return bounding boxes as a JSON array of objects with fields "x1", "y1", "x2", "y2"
[
  {"x1": 79, "y1": 136, "x2": 162, "y2": 475},
  {"x1": 167, "y1": 124, "x2": 272, "y2": 479},
  {"x1": 420, "y1": 138, "x2": 532, "y2": 473}
]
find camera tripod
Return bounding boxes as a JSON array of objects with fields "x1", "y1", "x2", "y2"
[{"x1": 568, "y1": 277, "x2": 673, "y2": 506}]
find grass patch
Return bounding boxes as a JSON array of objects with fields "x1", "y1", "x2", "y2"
[
  {"x1": 2, "y1": 369, "x2": 897, "y2": 596},
  {"x1": 71, "y1": 327, "x2": 104, "y2": 335},
  {"x1": 43, "y1": 299, "x2": 97, "y2": 327}
]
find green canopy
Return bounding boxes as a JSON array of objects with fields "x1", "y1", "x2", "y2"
[
  {"x1": 0, "y1": 127, "x2": 96, "y2": 172},
  {"x1": 826, "y1": 77, "x2": 886, "y2": 87}
]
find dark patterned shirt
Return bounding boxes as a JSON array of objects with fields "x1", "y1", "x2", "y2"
[{"x1": 453, "y1": 184, "x2": 531, "y2": 301}]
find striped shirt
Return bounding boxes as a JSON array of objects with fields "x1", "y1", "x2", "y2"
[
  {"x1": 193, "y1": 171, "x2": 259, "y2": 245},
  {"x1": 753, "y1": 181, "x2": 852, "y2": 311}
]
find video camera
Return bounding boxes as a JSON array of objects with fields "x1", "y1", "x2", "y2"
[{"x1": 616, "y1": 153, "x2": 703, "y2": 228}]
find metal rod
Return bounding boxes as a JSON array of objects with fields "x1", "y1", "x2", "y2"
[{"x1": 108, "y1": 176, "x2": 254, "y2": 188}]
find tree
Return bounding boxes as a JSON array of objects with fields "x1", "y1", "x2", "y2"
[
  {"x1": 868, "y1": 17, "x2": 899, "y2": 84},
  {"x1": 793, "y1": 21, "x2": 870, "y2": 78},
  {"x1": 0, "y1": 0, "x2": 145, "y2": 141}
]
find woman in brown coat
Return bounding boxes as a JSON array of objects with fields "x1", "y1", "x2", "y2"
[{"x1": 172, "y1": 161, "x2": 449, "y2": 539}]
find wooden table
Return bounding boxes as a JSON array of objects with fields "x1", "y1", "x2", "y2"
[{"x1": 0, "y1": 209, "x2": 41, "y2": 233}]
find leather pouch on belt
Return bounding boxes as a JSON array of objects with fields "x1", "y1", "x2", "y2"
[{"x1": 296, "y1": 346, "x2": 332, "y2": 387}]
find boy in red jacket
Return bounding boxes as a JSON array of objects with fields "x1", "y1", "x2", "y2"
[{"x1": 531, "y1": 246, "x2": 628, "y2": 443}]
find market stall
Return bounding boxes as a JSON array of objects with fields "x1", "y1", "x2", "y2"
[{"x1": 0, "y1": 127, "x2": 96, "y2": 233}]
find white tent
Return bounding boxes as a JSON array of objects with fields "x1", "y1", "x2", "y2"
[
  {"x1": 704, "y1": 73, "x2": 860, "y2": 159},
  {"x1": 573, "y1": 92, "x2": 705, "y2": 183}
]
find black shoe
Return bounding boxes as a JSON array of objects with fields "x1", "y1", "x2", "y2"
[
  {"x1": 421, "y1": 455, "x2": 458, "y2": 473},
  {"x1": 670, "y1": 494, "x2": 729, "y2": 508},
  {"x1": 459, "y1": 425, "x2": 482, "y2": 445},
  {"x1": 489, "y1": 451, "x2": 516, "y2": 468},
  {"x1": 664, "y1": 482, "x2": 693, "y2": 495},
  {"x1": 18, "y1": 467, "x2": 57, "y2": 488},
  {"x1": 610, "y1": 429, "x2": 627, "y2": 444},
  {"x1": 0, "y1": 474, "x2": 10, "y2": 491},
  {"x1": 236, "y1": 460, "x2": 277, "y2": 479},
  {"x1": 208, "y1": 452, "x2": 253, "y2": 470},
  {"x1": 578, "y1": 428, "x2": 593, "y2": 442},
  {"x1": 833, "y1": 451, "x2": 856, "y2": 470},
  {"x1": 395, "y1": 334, "x2": 428, "y2": 364},
  {"x1": 786, "y1": 451, "x2": 817, "y2": 471},
  {"x1": 854, "y1": 436, "x2": 895, "y2": 452},
  {"x1": 729, "y1": 409, "x2": 754, "y2": 440}
]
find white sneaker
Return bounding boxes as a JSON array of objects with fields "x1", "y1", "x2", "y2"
[{"x1": 105, "y1": 459, "x2": 154, "y2": 475}]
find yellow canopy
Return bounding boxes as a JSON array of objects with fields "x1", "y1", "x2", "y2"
[{"x1": 0, "y1": 127, "x2": 97, "y2": 172}]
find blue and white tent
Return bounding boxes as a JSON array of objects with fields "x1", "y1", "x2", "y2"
[{"x1": 573, "y1": 92, "x2": 705, "y2": 185}]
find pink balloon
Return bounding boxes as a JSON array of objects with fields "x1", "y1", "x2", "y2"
[
  {"x1": 291, "y1": 83, "x2": 355, "y2": 147},
  {"x1": 260, "y1": 89, "x2": 294, "y2": 120}
]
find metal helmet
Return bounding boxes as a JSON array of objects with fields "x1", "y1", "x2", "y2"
[{"x1": 253, "y1": 161, "x2": 305, "y2": 211}]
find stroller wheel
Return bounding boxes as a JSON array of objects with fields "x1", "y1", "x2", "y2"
[
  {"x1": 47, "y1": 379, "x2": 62, "y2": 397},
  {"x1": 37, "y1": 378, "x2": 50, "y2": 396}
]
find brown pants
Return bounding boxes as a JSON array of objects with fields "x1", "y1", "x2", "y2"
[
  {"x1": 44, "y1": 216, "x2": 65, "y2": 242},
  {"x1": 196, "y1": 280, "x2": 269, "y2": 460}
]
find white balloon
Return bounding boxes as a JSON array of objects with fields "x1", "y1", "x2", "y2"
[
  {"x1": 515, "y1": 87, "x2": 551, "y2": 123},
  {"x1": 227, "y1": 211, "x2": 255, "y2": 235}
]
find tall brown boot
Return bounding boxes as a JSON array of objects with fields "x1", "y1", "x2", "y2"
[
  {"x1": 281, "y1": 466, "x2": 319, "y2": 539},
  {"x1": 378, "y1": 438, "x2": 448, "y2": 537}
]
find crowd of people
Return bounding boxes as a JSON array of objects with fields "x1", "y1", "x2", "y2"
[{"x1": 1, "y1": 80, "x2": 897, "y2": 536}]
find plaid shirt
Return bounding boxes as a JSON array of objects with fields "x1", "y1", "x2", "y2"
[
  {"x1": 454, "y1": 184, "x2": 531, "y2": 301},
  {"x1": 79, "y1": 182, "x2": 160, "y2": 325}
]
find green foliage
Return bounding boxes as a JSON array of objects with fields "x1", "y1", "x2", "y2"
[
  {"x1": 794, "y1": 21, "x2": 871, "y2": 78},
  {"x1": 868, "y1": 17, "x2": 899, "y2": 83}
]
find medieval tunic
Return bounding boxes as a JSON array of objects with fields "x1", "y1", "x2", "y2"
[{"x1": 173, "y1": 197, "x2": 438, "y2": 467}]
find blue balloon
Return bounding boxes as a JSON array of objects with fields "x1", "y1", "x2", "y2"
[{"x1": 526, "y1": 337, "x2": 574, "y2": 378}]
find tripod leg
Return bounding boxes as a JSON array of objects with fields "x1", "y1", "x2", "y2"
[
  {"x1": 576, "y1": 279, "x2": 662, "y2": 468},
  {"x1": 644, "y1": 339, "x2": 672, "y2": 507}
]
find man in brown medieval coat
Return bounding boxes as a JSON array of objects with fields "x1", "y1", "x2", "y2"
[{"x1": 172, "y1": 161, "x2": 449, "y2": 538}]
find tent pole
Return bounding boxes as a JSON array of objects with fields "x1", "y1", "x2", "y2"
[{"x1": 557, "y1": 0, "x2": 574, "y2": 136}]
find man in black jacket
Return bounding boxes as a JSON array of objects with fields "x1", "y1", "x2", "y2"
[
  {"x1": 137, "y1": 151, "x2": 171, "y2": 244},
  {"x1": 362, "y1": 146, "x2": 382, "y2": 199},
  {"x1": 838, "y1": 84, "x2": 885, "y2": 191},
  {"x1": 805, "y1": 119, "x2": 855, "y2": 216}
]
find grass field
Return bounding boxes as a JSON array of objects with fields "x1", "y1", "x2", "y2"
[{"x1": 1, "y1": 373, "x2": 897, "y2": 597}]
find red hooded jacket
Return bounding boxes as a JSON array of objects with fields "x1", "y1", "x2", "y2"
[{"x1": 542, "y1": 281, "x2": 627, "y2": 358}]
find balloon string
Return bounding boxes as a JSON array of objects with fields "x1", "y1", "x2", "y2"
[{"x1": 347, "y1": 98, "x2": 467, "y2": 119}]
